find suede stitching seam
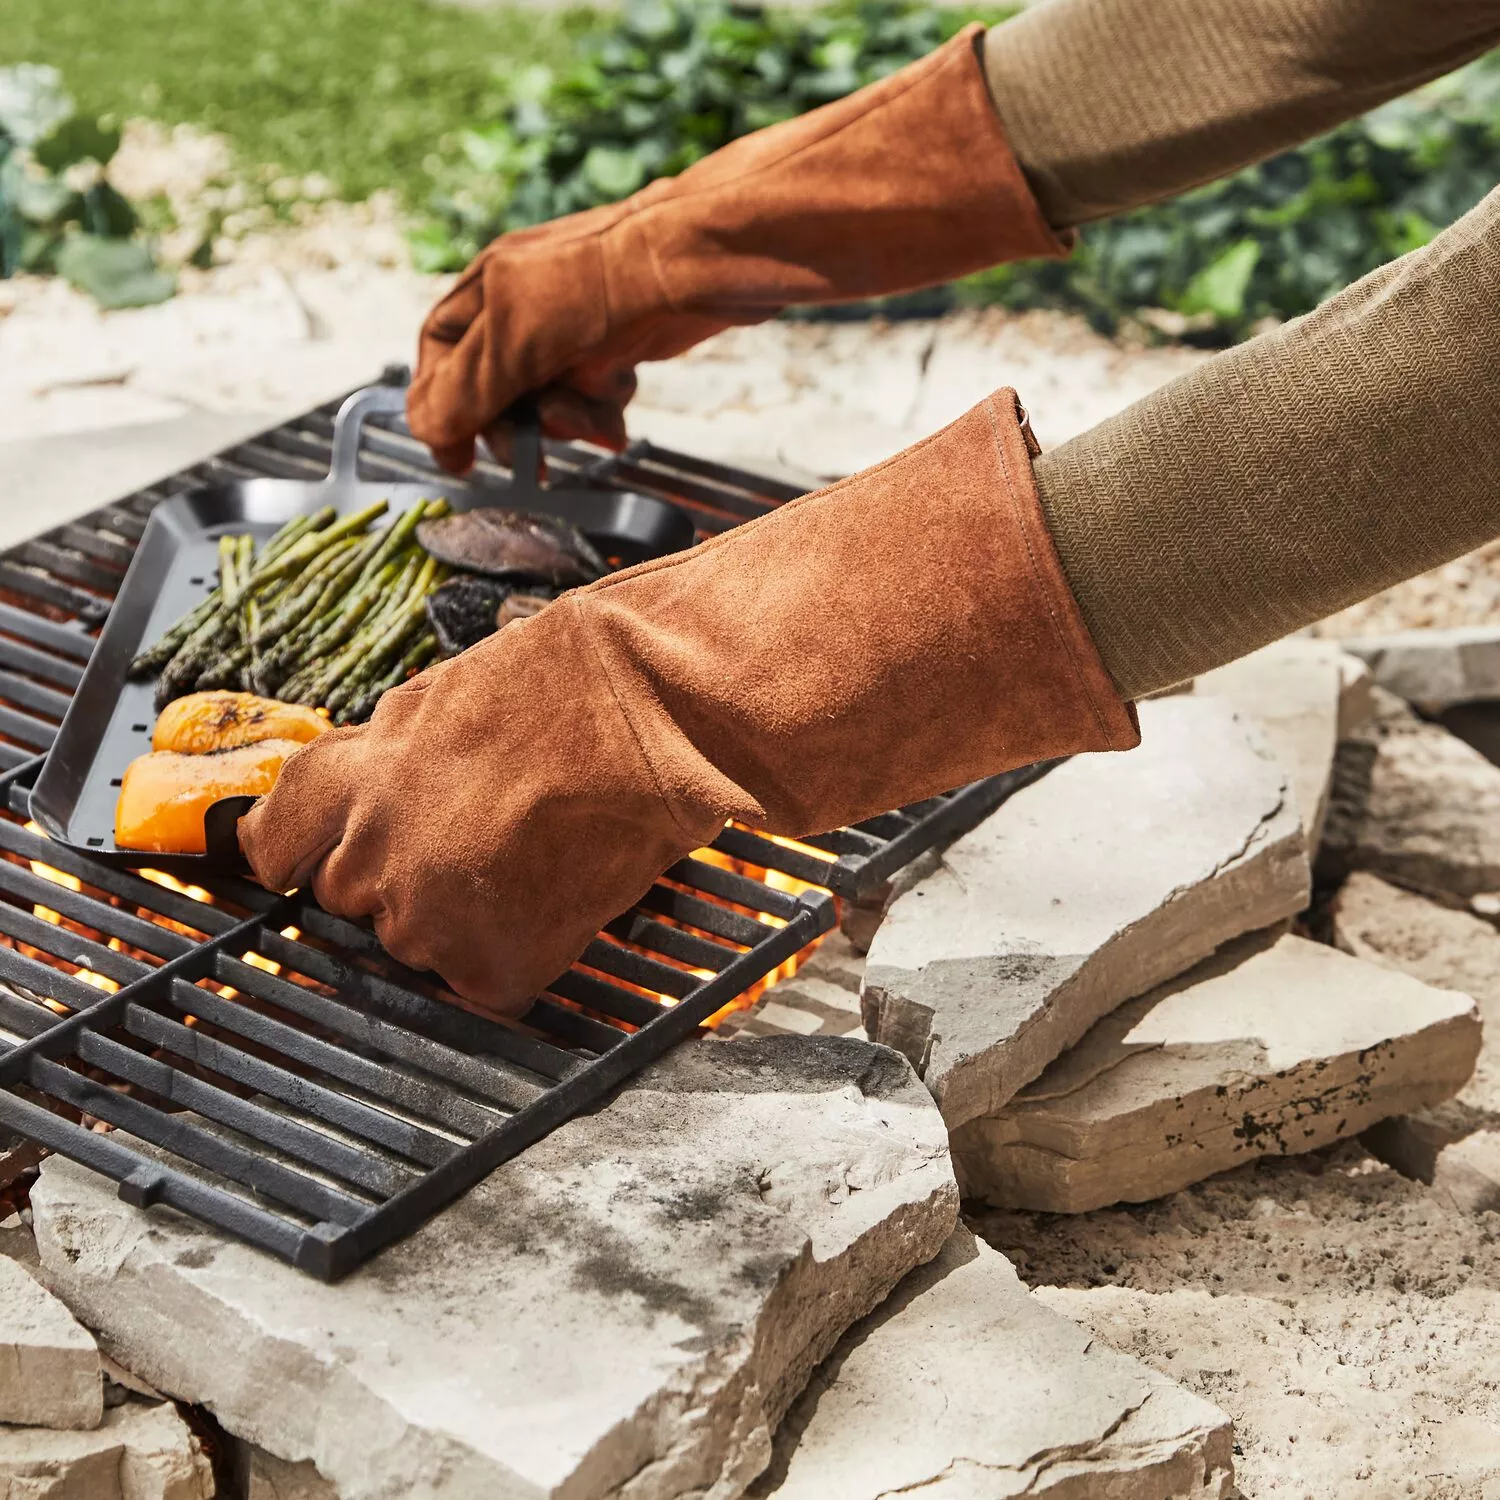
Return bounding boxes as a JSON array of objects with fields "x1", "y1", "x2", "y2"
[
  {"x1": 566, "y1": 597, "x2": 712, "y2": 845},
  {"x1": 984, "y1": 394, "x2": 1117, "y2": 744}
]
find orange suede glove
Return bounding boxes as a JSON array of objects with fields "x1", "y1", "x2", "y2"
[
  {"x1": 405, "y1": 26, "x2": 1066, "y2": 474},
  {"x1": 239, "y1": 390, "x2": 1135, "y2": 1018}
]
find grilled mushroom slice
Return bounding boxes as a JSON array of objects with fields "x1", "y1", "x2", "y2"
[
  {"x1": 416, "y1": 510, "x2": 607, "y2": 588},
  {"x1": 496, "y1": 592, "x2": 553, "y2": 628},
  {"x1": 425, "y1": 575, "x2": 514, "y2": 657}
]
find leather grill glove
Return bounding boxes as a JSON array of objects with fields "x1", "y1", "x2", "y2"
[
  {"x1": 405, "y1": 26, "x2": 1066, "y2": 474},
  {"x1": 240, "y1": 390, "x2": 1136, "y2": 1018}
]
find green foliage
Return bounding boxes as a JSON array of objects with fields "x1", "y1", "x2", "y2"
[
  {"x1": 0, "y1": 63, "x2": 173, "y2": 306},
  {"x1": 0, "y1": 0, "x2": 586, "y2": 209},
  {"x1": 417, "y1": 0, "x2": 1017, "y2": 272},
  {"x1": 420, "y1": 0, "x2": 1500, "y2": 340}
]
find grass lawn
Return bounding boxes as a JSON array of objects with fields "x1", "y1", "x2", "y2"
[{"x1": 0, "y1": 0, "x2": 592, "y2": 204}]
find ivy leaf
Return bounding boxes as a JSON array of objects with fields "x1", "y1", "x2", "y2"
[
  {"x1": 33, "y1": 115, "x2": 121, "y2": 173},
  {"x1": 582, "y1": 144, "x2": 646, "y2": 199},
  {"x1": 81, "y1": 181, "x2": 138, "y2": 239},
  {"x1": 1178, "y1": 238, "x2": 1261, "y2": 322},
  {"x1": 0, "y1": 64, "x2": 73, "y2": 149},
  {"x1": 55, "y1": 235, "x2": 175, "y2": 309}
]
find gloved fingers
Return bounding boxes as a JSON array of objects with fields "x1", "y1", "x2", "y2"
[
  {"x1": 237, "y1": 728, "x2": 365, "y2": 892},
  {"x1": 428, "y1": 436, "x2": 477, "y2": 478},
  {"x1": 480, "y1": 383, "x2": 632, "y2": 468},
  {"x1": 408, "y1": 309, "x2": 509, "y2": 470}
]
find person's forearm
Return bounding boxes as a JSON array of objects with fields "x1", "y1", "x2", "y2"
[
  {"x1": 1035, "y1": 184, "x2": 1500, "y2": 699},
  {"x1": 984, "y1": 0, "x2": 1500, "y2": 228}
]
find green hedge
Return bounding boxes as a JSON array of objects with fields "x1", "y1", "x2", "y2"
[
  {"x1": 413, "y1": 0, "x2": 1018, "y2": 271},
  {"x1": 418, "y1": 0, "x2": 1500, "y2": 342}
]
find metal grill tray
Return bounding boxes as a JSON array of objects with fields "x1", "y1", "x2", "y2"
[{"x1": 31, "y1": 386, "x2": 697, "y2": 871}]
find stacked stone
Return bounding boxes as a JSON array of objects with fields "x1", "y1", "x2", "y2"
[{"x1": 0, "y1": 1251, "x2": 211, "y2": 1498}]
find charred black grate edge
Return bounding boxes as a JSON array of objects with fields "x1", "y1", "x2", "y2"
[{"x1": 0, "y1": 373, "x2": 1051, "y2": 1276}]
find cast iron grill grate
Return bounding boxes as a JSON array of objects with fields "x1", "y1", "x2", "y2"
[
  {"x1": 0, "y1": 380, "x2": 1049, "y2": 1276},
  {"x1": 0, "y1": 754, "x2": 826, "y2": 1278}
]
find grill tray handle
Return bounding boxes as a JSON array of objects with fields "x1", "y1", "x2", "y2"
[
  {"x1": 328, "y1": 385, "x2": 411, "y2": 481},
  {"x1": 327, "y1": 385, "x2": 549, "y2": 495},
  {"x1": 202, "y1": 795, "x2": 258, "y2": 867}
]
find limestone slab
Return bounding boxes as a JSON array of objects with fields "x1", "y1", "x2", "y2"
[
  {"x1": 31, "y1": 1036, "x2": 956, "y2": 1500},
  {"x1": 1332, "y1": 871, "x2": 1500, "y2": 1198},
  {"x1": 242, "y1": 1445, "x2": 340, "y2": 1500},
  {"x1": 756, "y1": 1229, "x2": 1233, "y2": 1500},
  {"x1": 0, "y1": 1250, "x2": 101, "y2": 1429},
  {"x1": 1320, "y1": 687, "x2": 1500, "y2": 898},
  {"x1": 1194, "y1": 637, "x2": 1346, "y2": 848},
  {"x1": 953, "y1": 931, "x2": 1481, "y2": 1212},
  {"x1": 0, "y1": 1400, "x2": 212, "y2": 1500},
  {"x1": 720, "y1": 932, "x2": 867, "y2": 1041},
  {"x1": 862, "y1": 696, "x2": 1310, "y2": 1130},
  {"x1": 1343, "y1": 625, "x2": 1500, "y2": 710}
]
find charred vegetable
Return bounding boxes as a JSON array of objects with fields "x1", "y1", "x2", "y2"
[
  {"x1": 115, "y1": 739, "x2": 304, "y2": 854},
  {"x1": 416, "y1": 509, "x2": 606, "y2": 588},
  {"x1": 425, "y1": 575, "x2": 514, "y2": 657},
  {"x1": 496, "y1": 592, "x2": 553, "y2": 628},
  {"x1": 131, "y1": 499, "x2": 454, "y2": 716},
  {"x1": 152, "y1": 692, "x2": 328, "y2": 755}
]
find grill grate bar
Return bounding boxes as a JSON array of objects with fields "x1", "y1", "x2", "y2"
[
  {"x1": 55, "y1": 525, "x2": 138, "y2": 569},
  {"x1": 712, "y1": 827, "x2": 840, "y2": 887},
  {"x1": 547, "y1": 969, "x2": 661, "y2": 1030},
  {"x1": 245, "y1": 921, "x2": 584, "y2": 1083},
  {"x1": 121, "y1": 1003, "x2": 456, "y2": 1171},
  {"x1": 0, "y1": 1087, "x2": 313, "y2": 1260},
  {"x1": 0, "y1": 633, "x2": 88, "y2": 689},
  {"x1": 68, "y1": 1025, "x2": 416, "y2": 1200},
  {"x1": 0, "y1": 562, "x2": 111, "y2": 622},
  {"x1": 167, "y1": 979, "x2": 499, "y2": 1142},
  {"x1": 0, "y1": 705, "x2": 57, "y2": 752},
  {"x1": 578, "y1": 938, "x2": 701, "y2": 1001},
  {"x1": 210, "y1": 952, "x2": 550, "y2": 1113},
  {"x1": 604, "y1": 913, "x2": 733, "y2": 975},
  {"x1": 522, "y1": 996, "x2": 629, "y2": 1055},
  {"x1": 16, "y1": 542, "x2": 125, "y2": 595},
  {"x1": 0, "y1": 670, "x2": 75, "y2": 721},
  {"x1": 29, "y1": 1053, "x2": 373, "y2": 1226}
]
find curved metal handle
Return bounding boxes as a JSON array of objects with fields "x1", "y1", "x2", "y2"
[
  {"x1": 328, "y1": 385, "x2": 410, "y2": 482},
  {"x1": 203, "y1": 795, "x2": 258, "y2": 867}
]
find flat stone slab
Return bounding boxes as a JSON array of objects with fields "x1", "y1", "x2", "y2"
[
  {"x1": 32, "y1": 1036, "x2": 956, "y2": 1500},
  {"x1": 243, "y1": 1445, "x2": 340, "y2": 1500},
  {"x1": 953, "y1": 931, "x2": 1481, "y2": 1211},
  {"x1": 1333, "y1": 871, "x2": 1500, "y2": 1199},
  {"x1": 756, "y1": 1229, "x2": 1233, "y2": 1500},
  {"x1": 862, "y1": 696, "x2": 1310, "y2": 1129},
  {"x1": 1194, "y1": 638, "x2": 1346, "y2": 849},
  {"x1": 1320, "y1": 688, "x2": 1500, "y2": 898},
  {"x1": 719, "y1": 933, "x2": 867, "y2": 1041},
  {"x1": 0, "y1": 1252, "x2": 101, "y2": 1429},
  {"x1": 0, "y1": 1400, "x2": 212, "y2": 1500},
  {"x1": 1343, "y1": 626, "x2": 1500, "y2": 711}
]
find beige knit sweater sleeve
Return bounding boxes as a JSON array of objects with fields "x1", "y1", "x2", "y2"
[
  {"x1": 1035, "y1": 184, "x2": 1500, "y2": 698},
  {"x1": 984, "y1": 0, "x2": 1500, "y2": 227}
]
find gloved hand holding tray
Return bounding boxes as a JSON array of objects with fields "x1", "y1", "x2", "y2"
[{"x1": 30, "y1": 384, "x2": 696, "y2": 876}]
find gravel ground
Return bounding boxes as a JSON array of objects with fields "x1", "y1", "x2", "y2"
[{"x1": 972, "y1": 1147, "x2": 1500, "y2": 1499}]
